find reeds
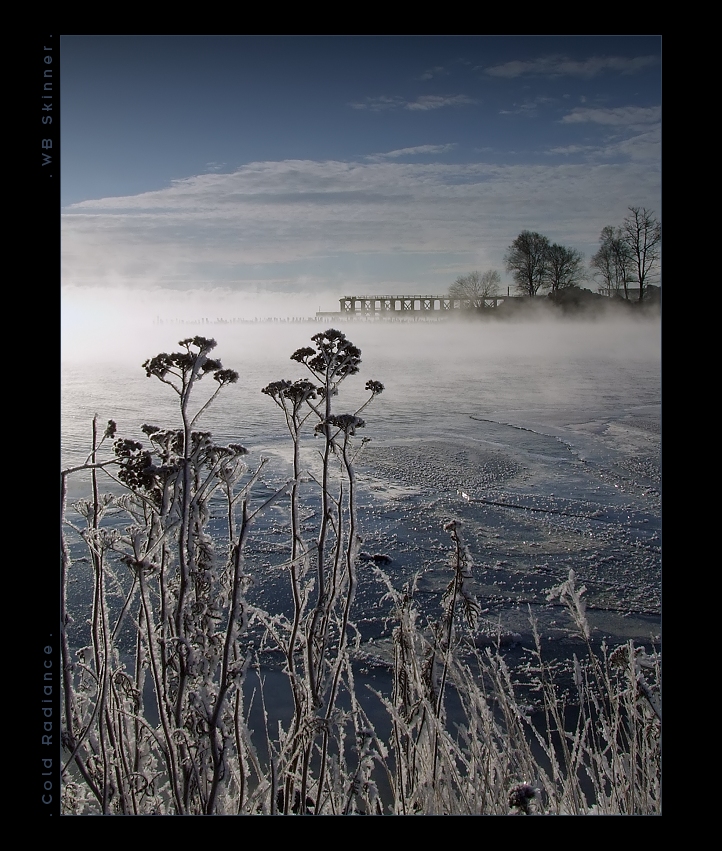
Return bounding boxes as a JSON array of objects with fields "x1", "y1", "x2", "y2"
[{"x1": 60, "y1": 331, "x2": 660, "y2": 815}]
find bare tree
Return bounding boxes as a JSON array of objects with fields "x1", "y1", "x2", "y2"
[
  {"x1": 448, "y1": 270, "x2": 501, "y2": 306},
  {"x1": 621, "y1": 207, "x2": 661, "y2": 301},
  {"x1": 591, "y1": 225, "x2": 633, "y2": 299},
  {"x1": 504, "y1": 231, "x2": 551, "y2": 296},
  {"x1": 546, "y1": 244, "x2": 586, "y2": 295}
]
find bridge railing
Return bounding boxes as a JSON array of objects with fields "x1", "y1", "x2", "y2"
[{"x1": 339, "y1": 295, "x2": 507, "y2": 313}]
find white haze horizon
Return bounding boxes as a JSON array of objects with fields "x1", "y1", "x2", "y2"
[{"x1": 61, "y1": 284, "x2": 660, "y2": 374}]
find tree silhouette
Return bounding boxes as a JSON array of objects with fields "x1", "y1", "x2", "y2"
[
  {"x1": 622, "y1": 207, "x2": 661, "y2": 301},
  {"x1": 448, "y1": 270, "x2": 501, "y2": 306},
  {"x1": 505, "y1": 231, "x2": 551, "y2": 296}
]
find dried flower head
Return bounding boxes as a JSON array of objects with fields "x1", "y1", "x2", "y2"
[
  {"x1": 508, "y1": 782, "x2": 536, "y2": 814},
  {"x1": 291, "y1": 329, "x2": 361, "y2": 380},
  {"x1": 262, "y1": 380, "x2": 293, "y2": 398},
  {"x1": 227, "y1": 443, "x2": 248, "y2": 456},
  {"x1": 319, "y1": 414, "x2": 366, "y2": 436},
  {"x1": 213, "y1": 368, "x2": 239, "y2": 385}
]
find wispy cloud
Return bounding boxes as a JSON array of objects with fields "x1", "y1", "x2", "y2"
[
  {"x1": 499, "y1": 96, "x2": 556, "y2": 117},
  {"x1": 406, "y1": 94, "x2": 476, "y2": 110},
  {"x1": 349, "y1": 95, "x2": 405, "y2": 111},
  {"x1": 546, "y1": 144, "x2": 598, "y2": 156},
  {"x1": 349, "y1": 94, "x2": 476, "y2": 111},
  {"x1": 366, "y1": 144, "x2": 456, "y2": 161},
  {"x1": 419, "y1": 65, "x2": 448, "y2": 81},
  {"x1": 63, "y1": 156, "x2": 660, "y2": 293},
  {"x1": 546, "y1": 123, "x2": 661, "y2": 163},
  {"x1": 561, "y1": 106, "x2": 661, "y2": 126},
  {"x1": 485, "y1": 54, "x2": 659, "y2": 79},
  {"x1": 604, "y1": 125, "x2": 661, "y2": 161}
]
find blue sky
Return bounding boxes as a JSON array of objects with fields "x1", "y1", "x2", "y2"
[{"x1": 61, "y1": 35, "x2": 661, "y2": 316}]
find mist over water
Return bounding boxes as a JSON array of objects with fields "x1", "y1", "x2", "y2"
[
  {"x1": 61, "y1": 286, "x2": 338, "y2": 366},
  {"x1": 62, "y1": 309, "x2": 660, "y2": 462}
]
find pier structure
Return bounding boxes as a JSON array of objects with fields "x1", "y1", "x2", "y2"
[{"x1": 337, "y1": 294, "x2": 506, "y2": 317}]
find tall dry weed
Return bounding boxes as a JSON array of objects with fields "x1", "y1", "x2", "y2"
[{"x1": 61, "y1": 333, "x2": 660, "y2": 815}]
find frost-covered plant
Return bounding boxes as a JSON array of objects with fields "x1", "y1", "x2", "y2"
[
  {"x1": 543, "y1": 571, "x2": 662, "y2": 814},
  {"x1": 372, "y1": 553, "x2": 661, "y2": 815},
  {"x1": 361, "y1": 521, "x2": 474, "y2": 814},
  {"x1": 60, "y1": 334, "x2": 660, "y2": 816},
  {"x1": 61, "y1": 337, "x2": 287, "y2": 814},
  {"x1": 261, "y1": 329, "x2": 385, "y2": 814}
]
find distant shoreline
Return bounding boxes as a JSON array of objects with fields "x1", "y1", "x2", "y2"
[{"x1": 151, "y1": 296, "x2": 662, "y2": 327}]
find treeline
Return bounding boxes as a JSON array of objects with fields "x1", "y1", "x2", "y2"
[{"x1": 450, "y1": 206, "x2": 661, "y2": 305}]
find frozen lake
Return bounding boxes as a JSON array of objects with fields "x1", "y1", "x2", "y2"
[{"x1": 62, "y1": 316, "x2": 661, "y2": 679}]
